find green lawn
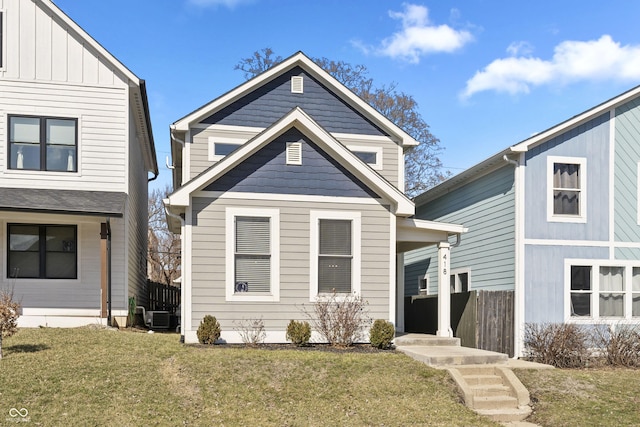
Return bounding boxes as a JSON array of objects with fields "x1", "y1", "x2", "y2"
[{"x1": 0, "y1": 327, "x2": 495, "y2": 426}]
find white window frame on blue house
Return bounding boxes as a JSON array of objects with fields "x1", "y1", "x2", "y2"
[
  {"x1": 309, "y1": 210, "x2": 361, "y2": 301},
  {"x1": 225, "y1": 207, "x2": 280, "y2": 302},
  {"x1": 547, "y1": 156, "x2": 587, "y2": 223},
  {"x1": 208, "y1": 136, "x2": 245, "y2": 162},
  {"x1": 565, "y1": 259, "x2": 640, "y2": 322}
]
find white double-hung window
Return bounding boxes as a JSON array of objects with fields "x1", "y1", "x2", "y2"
[
  {"x1": 226, "y1": 208, "x2": 279, "y2": 301},
  {"x1": 567, "y1": 261, "x2": 640, "y2": 321},
  {"x1": 310, "y1": 211, "x2": 361, "y2": 299},
  {"x1": 548, "y1": 156, "x2": 586, "y2": 222}
]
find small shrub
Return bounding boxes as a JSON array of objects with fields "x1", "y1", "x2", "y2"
[
  {"x1": 286, "y1": 320, "x2": 311, "y2": 346},
  {"x1": 197, "y1": 315, "x2": 221, "y2": 345},
  {"x1": 0, "y1": 285, "x2": 20, "y2": 360},
  {"x1": 370, "y1": 319, "x2": 395, "y2": 349},
  {"x1": 593, "y1": 324, "x2": 640, "y2": 367},
  {"x1": 524, "y1": 322, "x2": 590, "y2": 368},
  {"x1": 301, "y1": 290, "x2": 370, "y2": 347},
  {"x1": 233, "y1": 318, "x2": 266, "y2": 346}
]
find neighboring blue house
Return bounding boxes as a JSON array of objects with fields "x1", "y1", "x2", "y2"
[{"x1": 406, "y1": 85, "x2": 640, "y2": 357}]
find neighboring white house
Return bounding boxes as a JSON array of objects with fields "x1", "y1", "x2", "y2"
[
  {"x1": 0, "y1": 0, "x2": 158, "y2": 327},
  {"x1": 165, "y1": 52, "x2": 465, "y2": 344}
]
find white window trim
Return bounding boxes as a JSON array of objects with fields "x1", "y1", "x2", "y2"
[
  {"x1": 547, "y1": 156, "x2": 587, "y2": 223},
  {"x1": 347, "y1": 145, "x2": 383, "y2": 170},
  {"x1": 449, "y1": 268, "x2": 471, "y2": 293},
  {"x1": 208, "y1": 136, "x2": 245, "y2": 162},
  {"x1": 309, "y1": 210, "x2": 361, "y2": 301},
  {"x1": 564, "y1": 259, "x2": 640, "y2": 323},
  {"x1": 225, "y1": 207, "x2": 280, "y2": 302},
  {"x1": 418, "y1": 274, "x2": 429, "y2": 295}
]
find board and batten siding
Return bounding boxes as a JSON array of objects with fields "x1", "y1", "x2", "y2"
[
  {"x1": 614, "y1": 97, "x2": 640, "y2": 245},
  {"x1": 524, "y1": 113, "x2": 610, "y2": 242},
  {"x1": 2, "y1": 0, "x2": 127, "y2": 86},
  {"x1": 189, "y1": 197, "x2": 392, "y2": 333},
  {"x1": 405, "y1": 164, "x2": 516, "y2": 296}
]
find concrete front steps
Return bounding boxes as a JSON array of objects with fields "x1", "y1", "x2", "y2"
[
  {"x1": 395, "y1": 334, "x2": 532, "y2": 423},
  {"x1": 448, "y1": 365, "x2": 531, "y2": 423}
]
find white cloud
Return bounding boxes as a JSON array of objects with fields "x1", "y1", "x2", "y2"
[
  {"x1": 188, "y1": 0, "x2": 252, "y2": 8},
  {"x1": 506, "y1": 41, "x2": 533, "y2": 57},
  {"x1": 360, "y1": 4, "x2": 473, "y2": 63},
  {"x1": 462, "y1": 35, "x2": 640, "y2": 99}
]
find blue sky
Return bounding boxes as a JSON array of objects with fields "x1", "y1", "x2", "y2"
[{"x1": 54, "y1": 0, "x2": 640, "y2": 192}]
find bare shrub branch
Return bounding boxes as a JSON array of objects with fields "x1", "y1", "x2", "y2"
[
  {"x1": 524, "y1": 323, "x2": 590, "y2": 368},
  {"x1": 0, "y1": 285, "x2": 21, "y2": 360},
  {"x1": 233, "y1": 318, "x2": 266, "y2": 346}
]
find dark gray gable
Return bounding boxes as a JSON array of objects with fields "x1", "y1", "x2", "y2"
[
  {"x1": 204, "y1": 128, "x2": 380, "y2": 198},
  {"x1": 201, "y1": 67, "x2": 388, "y2": 136}
]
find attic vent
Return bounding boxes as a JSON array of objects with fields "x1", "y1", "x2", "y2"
[
  {"x1": 291, "y1": 76, "x2": 304, "y2": 93},
  {"x1": 286, "y1": 142, "x2": 302, "y2": 165}
]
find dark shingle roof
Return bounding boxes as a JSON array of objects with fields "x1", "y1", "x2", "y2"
[{"x1": 0, "y1": 188, "x2": 127, "y2": 217}]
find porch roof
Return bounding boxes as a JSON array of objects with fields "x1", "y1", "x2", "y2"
[
  {"x1": 397, "y1": 217, "x2": 467, "y2": 252},
  {"x1": 0, "y1": 188, "x2": 126, "y2": 218}
]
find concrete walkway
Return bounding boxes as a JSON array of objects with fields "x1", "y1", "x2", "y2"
[{"x1": 395, "y1": 334, "x2": 552, "y2": 425}]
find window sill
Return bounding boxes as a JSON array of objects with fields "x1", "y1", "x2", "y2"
[
  {"x1": 226, "y1": 293, "x2": 279, "y2": 302},
  {"x1": 548, "y1": 214, "x2": 587, "y2": 224}
]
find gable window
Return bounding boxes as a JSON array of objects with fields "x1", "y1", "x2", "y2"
[
  {"x1": 348, "y1": 145, "x2": 383, "y2": 170},
  {"x1": 310, "y1": 211, "x2": 361, "y2": 298},
  {"x1": 8, "y1": 116, "x2": 78, "y2": 172},
  {"x1": 225, "y1": 208, "x2": 279, "y2": 301},
  {"x1": 567, "y1": 262, "x2": 640, "y2": 320},
  {"x1": 208, "y1": 137, "x2": 244, "y2": 161},
  {"x1": 548, "y1": 156, "x2": 586, "y2": 222},
  {"x1": 8, "y1": 224, "x2": 77, "y2": 279}
]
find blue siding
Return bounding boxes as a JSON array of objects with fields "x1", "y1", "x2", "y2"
[
  {"x1": 201, "y1": 67, "x2": 387, "y2": 136},
  {"x1": 405, "y1": 165, "x2": 516, "y2": 296},
  {"x1": 614, "y1": 98, "x2": 640, "y2": 243},
  {"x1": 524, "y1": 245, "x2": 608, "y2": 324},
  {"x1": 524, "y1": 113, "x2": 610, "y2": 241},
  {"x1": 205, "y1": 128, "x2": 380, "y2": 198}
]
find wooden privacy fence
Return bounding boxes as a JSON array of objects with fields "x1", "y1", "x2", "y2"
[
  {"x1": 404, "y1": 290, "x2": 514, "y2": 357},
  {"x1": 147, "y1": 280, "x2": 180, "y2": 313}
]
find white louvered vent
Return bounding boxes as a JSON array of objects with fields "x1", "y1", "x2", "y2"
[
  {"x1": 286, "y1": 142, "x2": 302, "y2": 165},
  {"x1": 291, "y1": 76, "x2": 304, "y2": 93}
]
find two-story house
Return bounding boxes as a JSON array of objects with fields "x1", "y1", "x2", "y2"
[
  {"x1": 165, "y1": 52, "x2": 465, "y2": 344},
  {"x1": 0, "y1": 0, "x2": 157, "y2": 327},
  {"x1": 406, "y1": 85, "x2": 640, "y2": 357}
]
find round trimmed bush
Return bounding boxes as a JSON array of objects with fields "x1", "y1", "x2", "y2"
[
  {"x1": 197, "y1": 315, "x2": 221, "y2": 345},
  {"x1": 370, "y1": 319, "x2": 395, "y2": 349},
  {"x1": 286, "y1": 320, "x2": 311, "y2": 346}
]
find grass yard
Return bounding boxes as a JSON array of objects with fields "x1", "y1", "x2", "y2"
[
  {"x1": 0, "y1": 327, "x2": 495, "y2": 426},
  {"x1": 516, "y1": 368, "x2": 640, "y2": 427}
]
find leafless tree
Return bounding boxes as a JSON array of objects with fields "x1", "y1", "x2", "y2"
[
  {"x1": 235, "y1": 49, "x2": 450, "y2": 197},
  {"x1": 148, "y1": 184, "x2": 181, "y2": 286},
  {"x1": 0, "y1": 285, "x2": 20, "y2": 359}
]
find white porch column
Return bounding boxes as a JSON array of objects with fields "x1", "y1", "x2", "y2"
[{"x1": 437, "y1": 241, "x2": 452, "y2": 337}]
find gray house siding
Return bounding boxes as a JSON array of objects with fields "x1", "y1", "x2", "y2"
[
  {"x1": 190, "y1": 197, "x2": 392, "y2": 333},
  {"x1": 205, "y1": 128, "x2": 379, "y2": 198},
  {"x1": 524, "y1": 113, "x2": 610, "y2": 242},
  {"x1": 201, "y1": 67, "x2": 387, "y2": 136},
  {"x1": 406, "y1": 164, "x2": 516, "y2": 296},
  {"x1": 614, "y1": 98, "x2": 640, "y2": 243},
  {"x1": 524, "y1": 245, "x2": 608, "y2": 324}
]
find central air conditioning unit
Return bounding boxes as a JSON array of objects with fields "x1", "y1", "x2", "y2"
[
  {"x1": 146, "y1": 311, "x2": 170, "y2": 329},
  {"x1": 136, "y1": 306, "x2": 170, "y2": 329}
]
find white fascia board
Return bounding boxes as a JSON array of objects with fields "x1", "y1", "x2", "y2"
[
  {"x1": 168, "y1": 107, "x2": 414, "y2": 215},
  {"x1": 512, "y1": 84, "x2": 640, "y2": 152},
  {"x1": 398, "y1": 217, "x2": 467, "y2": 235},
  {"x1": 39, "y1": 0, "x2": 140, "y2": 85},
  {"x1": 171, "y1": 52, "x2": 419, "y2": 147}
]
